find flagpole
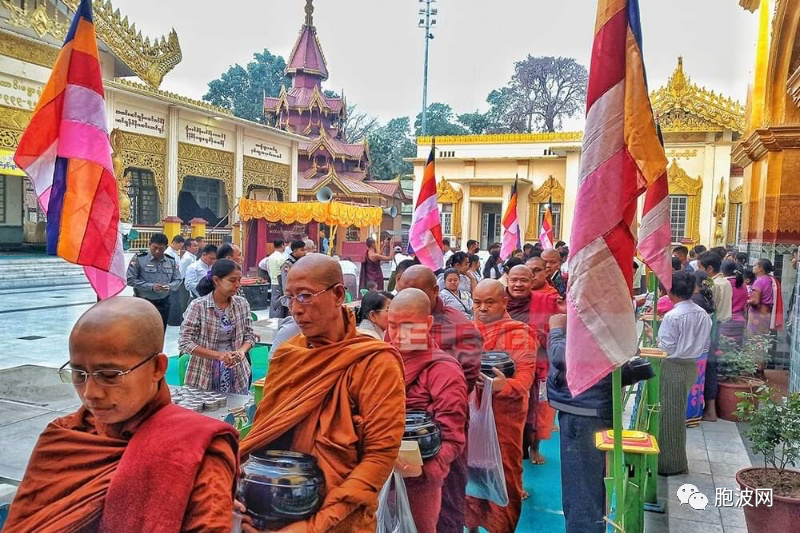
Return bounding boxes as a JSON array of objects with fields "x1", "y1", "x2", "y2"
[{"x1": 612, "y1": 366, "x2": 625, "y2": 529}]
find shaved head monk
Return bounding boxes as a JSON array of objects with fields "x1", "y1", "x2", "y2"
[
  {"x1": 526, "y1": 256, "x2": 558, "y2": 295},
  {"x1": 395, "y1": 264, "x2": 483, "y2": 533},
  {"x1": 541, "y1": 248, "x2": 567, "y2": 296},
  {"x1": 388, "y1": 289, "x2": 467, "y2": 533},
  {"x1": 239, "y1": 254, "x2": 405, "y2": 532},
  {"x1": 506, "y1": 264, "x2": 563, "y2": 465},
  {"x1": 466, "y1": 280, "x2": 537, "y2": 532},
  {"x1": 5, "y1": 297, "x2": 239, "y2": 532}
]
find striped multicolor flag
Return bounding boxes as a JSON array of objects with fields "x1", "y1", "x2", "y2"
[
  {"x1": 14, "y1": 0, "x2": 125, "y2": 299},
  {"x1": 500, "y1": 177, "x2": 521, "y2": 260},
  {"x1": 408, "y1": 143, "x2": 444, "y2": 270},
  {"x1": 539, "y1": 202, "x2": 555, "y2": 250},
  {"x1": 638, "y1": 170, "x2": 672, "y2": 292},
  {"x1": 566, "y1": 0, "x2": 668, "y2": 395}
]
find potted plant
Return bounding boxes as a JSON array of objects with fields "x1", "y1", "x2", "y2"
[
  {"x1": 716, "y1": 335, "x2": 770, "y2": 421},
  {"x1": 735, "y1": 386, "x2": 800, "y2": 532}
]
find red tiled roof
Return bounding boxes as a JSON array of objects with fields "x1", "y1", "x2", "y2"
[
  {"x1": 286, "y1": 25, "x2": 328, "y2": 79},
  {"x1": 299, "y1": 135, "x2": 365, "y2": 160},
  {"x1": 265, "y1": 88, "x2": 344, "y2": 114}
]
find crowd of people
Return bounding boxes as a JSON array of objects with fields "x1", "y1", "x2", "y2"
[{"x1": 4, "y1": 232, "x2": 793, "y2": 533}]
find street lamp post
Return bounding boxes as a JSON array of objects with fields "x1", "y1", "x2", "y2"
[{"x1": 418, "y1": 0, "x2": 437, "y2": 136}]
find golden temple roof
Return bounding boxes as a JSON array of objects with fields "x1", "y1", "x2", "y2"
[
  {"x1": 2, "y1": 0, "x2": 181, "y2": 89},
  {"x1": 650, "y1": 57, "x2": 745, "y2": 133}
]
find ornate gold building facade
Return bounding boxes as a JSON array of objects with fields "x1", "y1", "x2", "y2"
[
  {"x1": 411, "y1": 59, "x2": 746, "y2": 252},
  {"x1": 0, "y1": 0, "x2": 303, "y2": 247}
]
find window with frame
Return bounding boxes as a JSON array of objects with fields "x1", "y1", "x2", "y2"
[
  {"x1": 345, "y1": 225, "x2": 361, "y2": 242},
  {"x1": 127, "y1": 168, "x2": 160, "y2": 225},
  {"x1": 538, "y1": 203, "x2": 562, "y2": 240},
  {"x1": 0, "y1": 175, "x2": 6, "y2": 224},
  {"x1": 732, "y1": 203, "x2": 743, "y2": 244},
  {"x1": 669, "y1": 195, "x2": 688, "y2": 243},
  {"x1": 440, "y1": 203, "x2": 453, "y2": 236}
]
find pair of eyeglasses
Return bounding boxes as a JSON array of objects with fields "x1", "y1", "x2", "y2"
[
  {"x1": 58, "y1": 352, "x2": 159, "y2": 387},
  {"x1": 278, "y1": 284, "x2": 340, "y2": 307},
  {"x1": 531, "y1": 268, "x2": 546, "y2": 274}
]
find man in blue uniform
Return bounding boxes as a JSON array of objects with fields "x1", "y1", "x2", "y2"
[{"x1": 126, "y1": 233, "x2": 182, "y2": 330}]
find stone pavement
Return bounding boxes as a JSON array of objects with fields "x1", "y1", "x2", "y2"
[{"x1": 0, "y1": 283, "x2": 757, "y2": 531}]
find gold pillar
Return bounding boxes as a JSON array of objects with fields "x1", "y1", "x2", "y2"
[
  {"x1": 162, "y1": 216, "x2": 182, "y2": 241},
  {"x1": 190, "y1": 217, "x2": 208, "y2": 238},
  {"x1": 750, "y1": 0, "x2": 770, "y2": 128}
]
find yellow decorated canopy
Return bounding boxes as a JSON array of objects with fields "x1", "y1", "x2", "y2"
[{"x1": 238, "y1": 198, "x2": 383, "y2": 227}]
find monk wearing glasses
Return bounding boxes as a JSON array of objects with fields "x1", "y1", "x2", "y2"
[
  {"x1": 4, "y1": 297, "x2": 239, "y2": 532},
  {"x1": 238, "y1": 254, "x2": 405, "y2": 532}
]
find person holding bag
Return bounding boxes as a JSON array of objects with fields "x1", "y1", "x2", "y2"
[
  {"x1": 179, "y1": 259, "x2": 255, "y2": 394},
  {"x1": 388, "y1": 289, "x2": 468, "y2": 533}
]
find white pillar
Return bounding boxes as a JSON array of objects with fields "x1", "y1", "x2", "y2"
[
  {"x1": 699, "y1": 133, "x2": 717, "y2": 246},
  {"x1": 290, "y1": 142, "x2": 299, "y2": 202},
  {"x1": 562, "y1": 151, "x2": 581, "y2": 244},
  {"x1": 234, "y1": 126, "x2": 244, "y2": 223},
  {"x1": 165, "y1": 107, "x2": 180, "y2": 217}
]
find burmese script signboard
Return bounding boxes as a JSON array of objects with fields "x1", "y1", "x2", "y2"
[
  {"x1": 113, "y1": 103, "x2": 167, "y2": 137},
  {"x1": 244, "y1": 135, "x2": 290, "y2": 165},
  {"x1": 0, "y1": 73, "x2": 43, "y2": 111},
  {"x1": 179, "y1": 119, "x2": 234, "y2": 151}
]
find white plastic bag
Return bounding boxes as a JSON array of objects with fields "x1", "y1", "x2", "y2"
[
  {"x1": 376, "y1": 469, "x2": 418, "y2": 533},
  {"x1": 466, "y1": 379, "x2": 509, "y2": 506}
]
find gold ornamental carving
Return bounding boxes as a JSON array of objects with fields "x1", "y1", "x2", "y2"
[
  {"x1": 526, "y1": 176, "x2": 565, "y2": 239},
  {"x1": 177, "y1": 143, "x2": 235, "y2": 205},
  {"x1": 739, "y1": 0, "x2": 760, "y2": 12},
  {"x1": 243, "y1": 156, "x2": 290, "y2": 199},
  {"x1": 436, "y1": 177, "x2": 463, "y2": 236},
  {"x1": 729, "y1": 185, "x2": 744, "y2": 204},
  {"x1": 667, "y1": 159, "x2": 703, "y2": 244},
  {"x1": 110, "y1": 130, "x2": 131, "y2": 223},
  {"x1": 417, "y1": 131, "x2": 583, "y2": 146},
  {"x1": 713, "y1": 177, "x2": 727, "y2": 246},
  {"x1": 2, "y1": 1, "x2": 69, "y2": 39},
  {"x1": 110, "y1": 129, "x2": 167, "y2": 218},
  {"x1": 470, "y1": 185, "x2": 503, "y2": 198},
  {"x1": 651, "y1": 58, "x2": 745, "y2": 133},
  {"x1": 0, "y1": 105, "x2": 31, "y2": 149},
  {"x1": 0, "y1": 30, "x2": 60, "y2": 68}
]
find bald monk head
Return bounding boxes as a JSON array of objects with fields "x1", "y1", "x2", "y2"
[
  {"x1": 285, "y1": 254, "x2": 347, "y2": 345},
  {"x1": 68, "y1": 297, "x2": 168, "y2": 424},
  {"x1": 388, "y1": 288, "x2": 434, "y2": 352},
  {"x1": 526, "y1": 256, "x2": 549, "y2": 289},
  {"x1": 541, "y1": 248, "x2": 561, "y2": 277},
  {"x1": 395, "y1": 264, "x2": 439, "y2": 311},
  {"x1": 507, "y1": 265, "x2": 534, "y2": 300},
  {"x1": 473, "y1": 279, "x2": 509, "y2": 325}
]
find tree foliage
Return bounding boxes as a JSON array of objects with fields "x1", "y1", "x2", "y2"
[
  {"x1": 203, "y1": 49, "x2": 289, "y2": 124},
  {"x1": 368, "y1": 117, "x2": 415, "y2": 181},
  {"x1": 342, "y1": 104, "x2": 379, "y2": 144},
  {"x1": 414, "y1": 103, "x2": 468, "y2": 136}
]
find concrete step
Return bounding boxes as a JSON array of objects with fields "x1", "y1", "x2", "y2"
[{"x1": 0, "y1": 258, "x2": 89, "y2": 289}]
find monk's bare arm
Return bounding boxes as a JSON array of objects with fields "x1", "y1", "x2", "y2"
[
  {"x1": 307, "y1": 353, "x2": 405, "y2": 532},
  {"x1": 182, "y1": 435, "x2": 237, "y2": 533}
]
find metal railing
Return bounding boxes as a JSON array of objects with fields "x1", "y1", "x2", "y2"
[{"x1": 128, "y1": 225, "x2": 232, "y2": 251}]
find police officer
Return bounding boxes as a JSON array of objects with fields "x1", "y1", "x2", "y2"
[{"x1": 126, "y1": 232, "x2": 182, "y2": 330}]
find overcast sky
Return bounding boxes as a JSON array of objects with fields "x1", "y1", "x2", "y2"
[{"x1": 113, "y1": 0, "x2": 759, "y2": 127}]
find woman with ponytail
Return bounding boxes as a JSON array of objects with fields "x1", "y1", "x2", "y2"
[
  {"x1": 719, "y1": 260, "x2": 748, "y2": 345},
  {"x1": 179, "y1": 259, "x2": 256, "y2": 393}
]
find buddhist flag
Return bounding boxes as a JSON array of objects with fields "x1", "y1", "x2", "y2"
[
  {"x1": 408, "y1": 142, "x2": 444, "y2": 270},
  {"x1": 565, "y1": 0, "x2": 668, "y2": 395},
  {"x1": 14, "y1": 0, "x2": 125, "y2": 299},
  {"x1": 638, "y1": 168, "x2": 672, "y2": 292},
  {"x1": 539, "y1": 202, "x2": 555, "y2": 250},
  {"x1": 500, "y1": 177, "x2": 521, "y2": 260}
]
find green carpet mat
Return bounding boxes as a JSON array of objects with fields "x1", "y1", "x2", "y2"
[{"x1": 518, "y1": 432, "x2": 565, "y2": 532}]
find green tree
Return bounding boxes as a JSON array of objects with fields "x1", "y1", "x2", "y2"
[
  {"x1": 457, "y1": 111, "x2": 492, "y2": 134},
  {"x1": 414, "y1": 103, "x2": 468, "y2": 136},
  {"x1": 203, "y1": 49, "x2": 289, "y2": 124},
  {"x1": 368, "y1": 117, "x2": 416, "y2": 181}
]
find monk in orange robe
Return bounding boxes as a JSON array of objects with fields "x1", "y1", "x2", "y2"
[
  {"x1": 389, "y1": 288, "x2": 468, "y2": 533},
  {"x1": 4, "y1": 297, "x2": 239, "y2": 533},
  {"x1": 507, "y1": 264, "x2": 563, "y2": 464},
  {"x1": 527, "y1": 256, "x2": 559, "y2": 296},
  {"x1": 466, "y1": 279, "x2": 538, "y2": 533},
  {"x1": 239, "y1": 255, "x2": 406, "y2": 533}
]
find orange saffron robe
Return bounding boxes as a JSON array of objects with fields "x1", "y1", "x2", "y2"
[
  {"x1": 240, "y1": 309, "x2": 406, "y2": 533},
  {"x1": 4, "y1": 382, "x2": 238, "y2": 533},
  {"x1": 466, "y1": 315, "x2": 538, "y2": 533}
]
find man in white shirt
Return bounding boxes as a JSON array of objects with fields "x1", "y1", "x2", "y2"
[
  {"x1": 657, "y1": 270, "x2": 712, "y2": 475},
  {"x1": 441, "y1": 238, "x2": 453, "y2": 268},
  {"x1": 179, "y1": 238, "x2": 199, "y2": 278},
  {"x1": 164, "y1": 234, "x2": 184, "y2": 261},
  {"x1": 387, "y1": 246, "x2": 410, "y2": 291},
  {"x1": 339, "y1": 256, "x2": 360, "y2": 300},
  {"x1": 184, "y1": 244, "x2": 218, "y2": 298},
  {"x1": 259, "y1": 239, "x2": 287, "y2": 318}
]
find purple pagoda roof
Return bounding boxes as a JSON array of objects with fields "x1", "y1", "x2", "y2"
[{"x1": 285, "y1": 1, "x2": 329, "y2": 80}]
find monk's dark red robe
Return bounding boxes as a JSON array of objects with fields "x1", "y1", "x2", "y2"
[
  {"x1": 467, "y1": 316, "x2": 537, "y2": 532},
  {"x1": 5, "y1": 381, "x2": 238, "y2": 533},
  {"x1": 402, "y1": 345, "x2": 468, "y2": 533}
]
